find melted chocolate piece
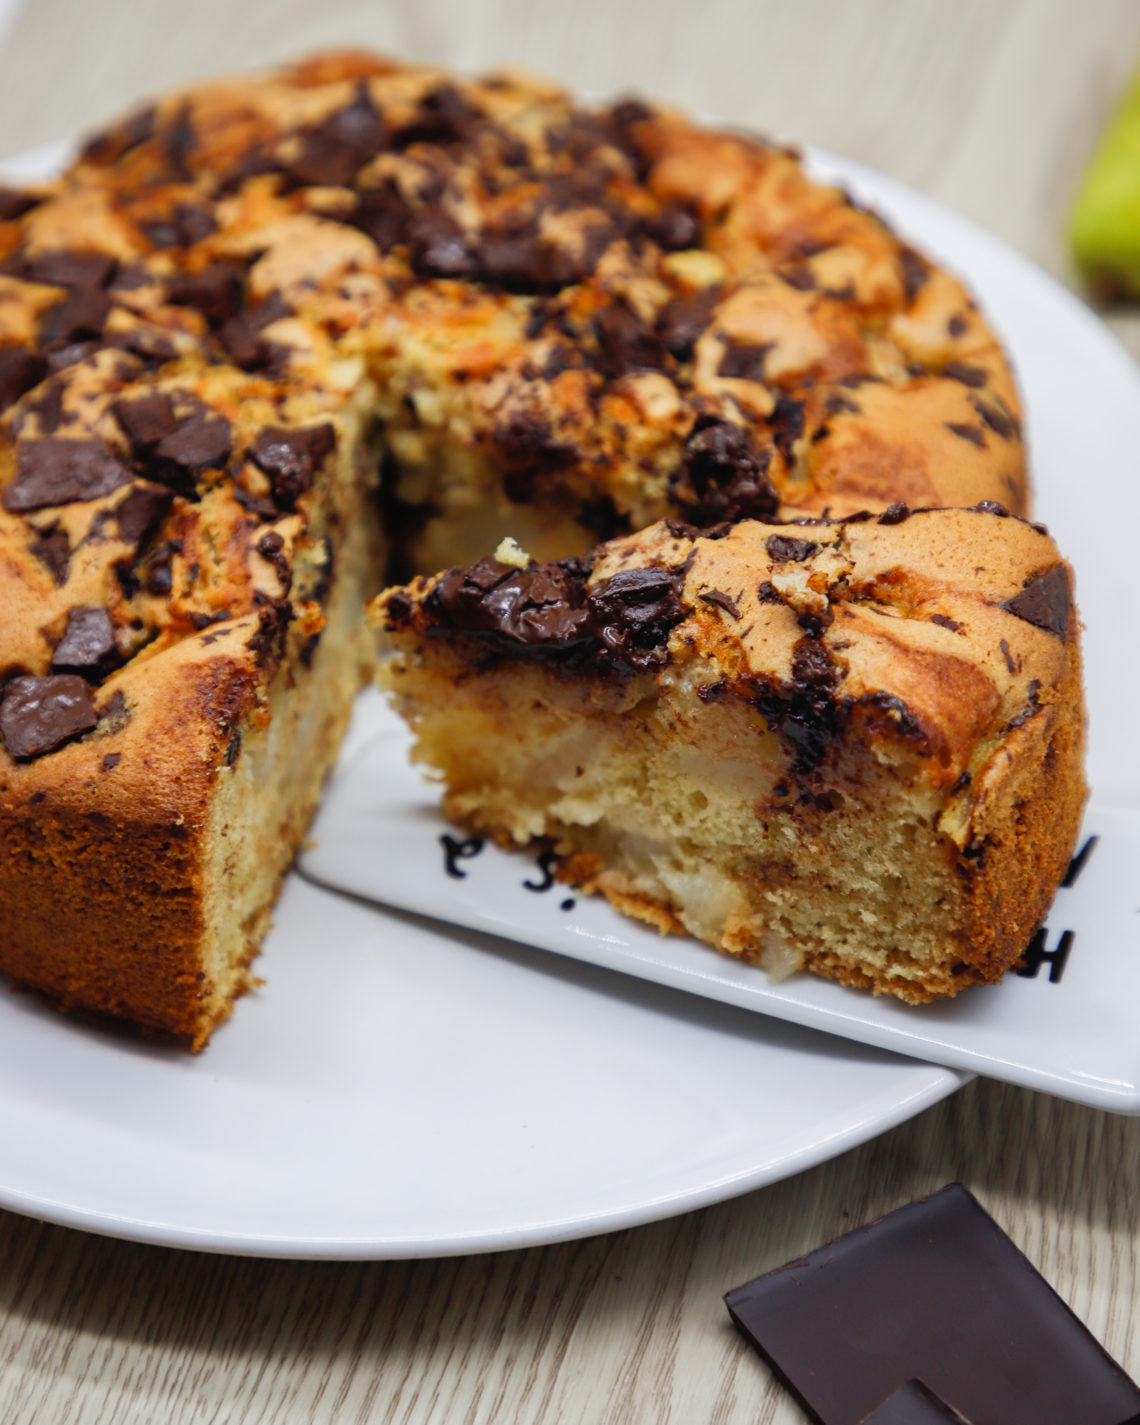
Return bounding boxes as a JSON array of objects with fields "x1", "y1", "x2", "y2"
[
  {"x1": 467, "y1": 201, "x2": 615, "y2": 295},
  {"x1": 45, "y1": 339, "x2": 99, "y2": 374},
  {"x1": 391, "y1": 85, "x2": 481, "y2": 149},
  {"x1": 3, "y1": 437, "x2": 131, "y2": 511},
  {"x1": 108, "y1": 262, "x2": 153, "y2": 294},
  {"x1": 473, "y1": 225, "x2": 556, "y2": 294},
  {"x1": 218, "y1": 291, "x2": 290, "y2": 370},
  {"x1": 653, "y1": 200, "x2": 699, "y2": 251},
  {"x1": 19, "y1": 378, "x2": 64, "y2": 436},
  {"x1": 247, "y1": 593, "x2": 293, "y2": 670},
  {"x1": 96, "y1": 688, "x2": 131, "y2": 734},
  {"x1": 163, "y1": 103, "x2": 197, "y2": 180},
  {"x1": 80, "y1": 103, "x2": 157, "y2": 165},
  {"x1": 971, "y1": 397, "x2": 1018, "y2": 441},
  {"x1": 0, "y1": 673, "x2": 97, "y2": 759},
  {"x1": 105, "y1": 324, "x2": 179, "y2": 369},
  {"x1": 141, "y1": 201, "x2": 217, "y2": 250},
  {"x1": 945, "y1": 422, "x2": 985, "y2": 448},
  {"x1": 0, "y1": 346, "x2": 47, "y2": 413},
  {"x1": 112, "y1": 391, "x2": 179, "y2": 452},
  {"x1": 408, "y1": 210, "x2": 477, "y2": 279},
  {"x1": 166, "y1": 261, "x2": 245, "y2": 328},
  {"x1": 698, "y1": 588, "x2": 741, "y2": 619},
  {"x1": 673, "y1": 416, "x2": 779, "y2": 526},
  {"x1": 587, "y1": 567, "x2": 686, "y2": 667},
  {"x1": 755, "y1": 634, "x2": 841, "y2": 772},
  {"x1": 725, "y1": 1184, "x2": 1140, "y2": 1425},
  {"x1": 344, "y1": 180, "x2": 412, "y2": 252},
  {"x1": 941, "y1": 362, "x2": 987, "y2": 388},
  {"x1": 51, "y1": 606, "x2": 118, "y2": 679},
  {"x1": 39, "y1": 286, "x2": 111, "y2": 348},
  {"x1": 766, "y1": 534, "x2": 818, "y2": 563},
  {"x1": 422, "y1": 555, "x2": 687, "y2": 675},
  {"x1": 143, "y1": 540, "x2": 178, "y2": 595},
  {"x1": 781, "y1": 264, "x2": 818, "y2": 292},
  {"x1": 0, "y1": 187, "x2": 42, "y2": 221},
  {"x1": 146, "y1": 407, "x2": 233, "y2": 494},
  {"x1": 25, "y1": 250, "x2": 116, "y2": 289},
  {"x1": 899, "y1": 246, "x2": 929, "y2": 301},
  {"x1": 770, "y1": 395, "x2": 805, "y2": 459},
  {"x1": 114, "y1": 483, "x2": 173, "y2": 548},
  {"x1": 247, "y1": 423, "x2": 336, "y2": 510},
  {"x1": 284, "y1": 81, "x2": 385, "y2": 187},
  {"x1": 214, "y1": 142, "x2": 282, "y2": 196},
  {"x1": 427, "y1": 556, "x2": 592, "y2": 647},
  {"x1": 594, "y1": 304, "x2": 667, "y2": 378},
  {"x1": 859, "y1": 1381, "x2": 971, "y2": 1424},
  {"x1": 30, "y1": 524, "x2": 70, "y2": 584},
  {"x1": 657, "y1": 287, "x2": 719, "y2": 360},
  {"x1": 1001, "y1": 564, "x2": 1070, "y2": 639},
  {"x1": 824, "y1": 390, "x2": 859, "y2": 416},
  {"x1": 718, "y1": 342, "x2": 771, "y2": 382},
  {"x1": 854, "y1": 690, "x2": 927, "y2": 747}
]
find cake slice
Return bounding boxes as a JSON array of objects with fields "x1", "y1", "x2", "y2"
[
  {"x1": 371, "y1": 507, "x2": 1085, "y2": 1000},
  {"x1": 0, "y1": 354, "x2": 383, "y2": 1048}
]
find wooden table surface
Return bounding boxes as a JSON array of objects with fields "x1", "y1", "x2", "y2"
[{"x1": 0, "y1": 1, "x2": 1138, "y2": 1420}]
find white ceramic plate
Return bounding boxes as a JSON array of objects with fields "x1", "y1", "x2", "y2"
[{"x1": 0, "y1": 138, "x2": 1128, "y2": 1257}]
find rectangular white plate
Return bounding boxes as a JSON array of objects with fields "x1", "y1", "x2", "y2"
[{"x1": 302, "y1": 692, "x2": 1140, "y2": 1115}]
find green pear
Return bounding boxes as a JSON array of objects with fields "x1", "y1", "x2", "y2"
[{"x1": 1071, "y1": 69, "x2": 1140, "y2": 299}]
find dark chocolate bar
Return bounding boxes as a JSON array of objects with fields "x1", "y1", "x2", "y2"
[
  {"x1": 858, "y1": 1380, "x2": 969, "y2": 1424},
  {"x1": 724, "y1": 1183, "x2": 1140, "y2": 1425}
]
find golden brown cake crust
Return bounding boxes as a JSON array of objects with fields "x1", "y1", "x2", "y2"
[
  {"x1": 0, "y1": 51, "x2": 1039, "y2": 1038},
  {"x1": 9, "y1": 48, "x2": 1026, "y2": 532}
]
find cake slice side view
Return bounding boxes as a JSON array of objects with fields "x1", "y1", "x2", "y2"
[{"x1": 372, "y1": 508, "x2": 1084, "y2": 1001}]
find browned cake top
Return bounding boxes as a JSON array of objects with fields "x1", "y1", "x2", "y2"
[
  {"x1": 377, "y1": 504, "x2": 1072, "y2": 814},
  {"x1": 0, "y1": 49, "x2": 1025, "y2": 788}
]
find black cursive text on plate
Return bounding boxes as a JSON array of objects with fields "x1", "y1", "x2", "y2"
[
  {"x1": 440, "y1": 834, "x2": 484, "y2": 878},
  {"x1": 1015, "y1": 927, "x2": 1075, "y2": 985},
  {"x1": 524, "y1": 848, "x2": 559, "y2": 893},
  {"x1": 1061, "y1": 835, "x2": 1098, "y2": 888}
]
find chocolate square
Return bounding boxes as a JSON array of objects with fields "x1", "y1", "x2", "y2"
[{"x1": 724, "y1": 1184, "x2": 1140, "y2": 1425}]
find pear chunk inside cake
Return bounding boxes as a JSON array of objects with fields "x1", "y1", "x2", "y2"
[{"x1": 372, "y1": 508, "x2": 1085, "y2": 1001}]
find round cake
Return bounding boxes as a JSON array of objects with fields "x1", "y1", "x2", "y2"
[{"x1": 0, "y1": 51, "x2": 1076, "y2": 1042}]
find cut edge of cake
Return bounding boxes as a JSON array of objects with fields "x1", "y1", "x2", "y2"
[
  {"x1": 369, "y1": 508, "x2": 1085, "y2": 1002},
  {"x1": 0, "y1": 413, "x2": 384, "y2": 1048}
]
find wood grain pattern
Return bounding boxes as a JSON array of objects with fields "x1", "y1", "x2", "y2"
[
  {"x1": 0, "y1": 2, "x2": 1137, "y2": 1420},
  {"x1": 0, "y1": 1081, "x2": 1136, "y2": 1423}
]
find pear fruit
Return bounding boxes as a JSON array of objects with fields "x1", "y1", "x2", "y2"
[{"x1": 1071, "y1": 70, "x2": 1140, "y2": 299}]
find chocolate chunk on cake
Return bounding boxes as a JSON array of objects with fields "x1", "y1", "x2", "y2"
[
  {"x1": 0, "y1": 49, "x2": 1069, "y2": 1042},
  {"x1": 372, "y1": 508, "x2": 1084, "y2": 1000}
]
